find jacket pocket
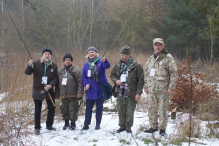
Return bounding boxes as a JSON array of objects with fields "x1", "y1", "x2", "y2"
[
  {"x1": 156, "y1": 77, "x2": 168, "y2": 92},
  {"x1": 157, "y1": 77, "x2": 166, "y2": 81}
]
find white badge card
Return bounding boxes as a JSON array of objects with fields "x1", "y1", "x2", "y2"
[
  {"x1": 120, "y1": 74, "x2": 127, "y2": 82},
  {"x1": 87, "y1": 69, "x2": 91, "y2": 77},
  {"x1": 62, "y1": 78, "x2": 67, "y2": 85},
  {"x1": 150, "y1": 68, "x2": 156, "y2": 77},
  {"x1": 42, "y1": 76, "x2": 48, "y2": 84}
]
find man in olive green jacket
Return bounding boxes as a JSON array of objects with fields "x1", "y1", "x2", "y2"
[
  {"x1": 110, "y1": 45, "x2": 144, "y2": 133},
  {"x1": 144, "y1": 38, "x2": 178, "y2": 136},
  {"x1": 55, "y1": 53, "x2": 84, "y2": 130}
]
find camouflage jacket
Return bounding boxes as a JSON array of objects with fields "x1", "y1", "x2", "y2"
[
  {"x1": 144, "y1": 48, "x2": 178, "y2": 93},
  {"x1": 110, "y1": 58, "x2": 144, "y2": 98}
]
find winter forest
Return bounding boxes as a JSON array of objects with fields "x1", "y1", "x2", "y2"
[{"x1": 0, "y1": 0, "x2": 219, "y2": 145}]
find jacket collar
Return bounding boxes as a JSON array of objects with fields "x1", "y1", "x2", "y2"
[
  {"x1": 116, "y1": 58, "x2": 138, "y2": 69},
  {"x1": 62, "y1": 64, "x2": 75, "y2": 71},
  {"x1": 153, "y1": 48, "x2": 169, "y2": 62}
]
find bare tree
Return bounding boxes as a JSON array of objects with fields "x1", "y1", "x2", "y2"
[
  {"x1": 1, "y1": 0, "x2": 4, "y2": 47},
  {"x1": 89, "y1": 0, "x2": 94, "y2": 46}
]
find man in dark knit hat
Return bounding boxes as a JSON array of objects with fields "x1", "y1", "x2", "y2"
[
  {"x1": 110, "y1": 45, "x2": 144, "y2": 133},
  {"x1": 55, "y1": 53, "x2": 84, "y2": 130},
  {"x1": 25, "y1": 48, "x2": 58, "y2": 135}
]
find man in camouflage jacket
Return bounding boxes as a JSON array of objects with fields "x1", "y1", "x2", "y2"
[
  {"x1": 144, "y1": 38, "x2": 178, "y2": 136},
  {"x1": 110, "y1": 45, "x2": 144, "y2": 133}
]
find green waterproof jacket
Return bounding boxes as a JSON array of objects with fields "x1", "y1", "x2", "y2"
[
  {"x1": 144, "y1": 49, "x2": 178, "y2": 93},
  {"x1": 110, "y1": 58, "x2": 144, "y2": 98}
]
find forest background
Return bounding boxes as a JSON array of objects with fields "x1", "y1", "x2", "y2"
[{"x1": 1, "y1": 0, "x2": 219, "y2": 63}]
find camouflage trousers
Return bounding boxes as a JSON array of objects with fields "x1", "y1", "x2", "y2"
[
  {"x1": 116, "y1": 95, "x2": 137, "y2": 129},
  {"x1": 147, "y1": 92, "x2": 169, "y2": 130},
  {"x1": 60, "y1": 97, "x2": 78, "y2": 122}
]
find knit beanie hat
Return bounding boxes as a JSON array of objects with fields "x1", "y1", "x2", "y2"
[
  {"x1": 42, "y1": 48, "x2": 52, "y2": 55},
  {"x1": 120, "y1": 45, "x2": 131, "y2": 55},
  {"x1": 63, "y1": 53, "x2": 73, "y2": 62},
  {"x1": 86, "y1": 47, "x2": 98, "y2": 54}
]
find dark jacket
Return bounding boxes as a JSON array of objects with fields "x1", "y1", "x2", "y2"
[
  {"x1": 25, "y1": 58, "x2": 58, "y2": 100},
  {"x1": 81, "y1": 58, "x2": 110, "y2": 100},
  {"x1": 110, "y1": 58, "x2": 144, "y2": 98},
  {"x1": 55, "y1": 64, "x2": 84, "y2": 99}
]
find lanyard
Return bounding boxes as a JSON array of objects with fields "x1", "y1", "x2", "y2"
[
  {"x1": 123, "y1": 58, "x2": 132, "y2": 73},
  {"x1": 89, "y1": 58, "x2": 99, "y2": 69},
  {"x1": 44, "y1": 62, "x2": 49, "y2": 76},
  {"x1": 63, "y1": 70, "x2": 67, "y2": 77},
  {"x1": 153, "y1": 55, "x2": 159, "y2": 68}
]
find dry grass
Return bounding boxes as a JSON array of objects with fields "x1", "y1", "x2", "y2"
[
  {"x1": 175, "y1": 117, "x2": 201, "y2": 138},
  {"x1": 191, "y1": 57, "x2": 219, "y2": 82}
]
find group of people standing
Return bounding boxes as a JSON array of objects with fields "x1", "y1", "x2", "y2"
[{"x1": 25, "y1": 38, "x2": 178, "y2": 136}]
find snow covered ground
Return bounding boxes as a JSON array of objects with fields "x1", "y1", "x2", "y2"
[
  {"x1": 0, "y1": 92, "x2": 7, "y2": 102},
  {"x1": 27, "y1": 99, "x2": 219, "y2": 146}
]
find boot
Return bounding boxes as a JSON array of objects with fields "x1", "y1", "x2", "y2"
[
  {"x1": 63, "y1": 120, "x2": 70, "y2": 130},
  {"x1": 116, "y1": 127, "x2": 126, "y2": 133},
  {"x1": 46, "y1": 126, "x2": 56, "y2": 131},
  {"x1": 144, "y1": 128, "x2": 158, "y2": 133},
  {"x1": 95, "y1": 124, "x2": 100, "y2": 130},
  {"x1": 70, "y1": 121, "x2": 76, "y2": 130},
  {"x1": 160, "y1": 129, "x2": 166, "y2": 136},
  {"x1": 81, "y1": 125, "x2": 89, "y2": 131},
  {"x1": 35, "y1": 129, "x2": 40, "y2": 135}
]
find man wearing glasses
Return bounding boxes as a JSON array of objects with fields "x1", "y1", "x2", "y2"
[{"x1": 144, "y1": 38, "x2": 178, "y2": 136}]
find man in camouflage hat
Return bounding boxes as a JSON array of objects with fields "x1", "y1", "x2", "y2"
[
  {"x1": 110, "y1": 45, "x2": 144, "y2": 133},
  {"x1": 144, "y1": 38, "x2": 178, "y2": 136}
]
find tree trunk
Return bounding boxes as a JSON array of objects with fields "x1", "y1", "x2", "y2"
[
  {"x1": 208, "y1": 14, "x2": 215, "y2": 66},
  {"x1": 1, "y1": 0, "x2": 4, "y2": 47},
  {"x1": 78, "y1": 0, "x2": 82, "y2": 50},
  {"x1": 89, "y1": 0, "x2": 94, "y2": 46},
  {"x1": 68, "y1": 10, "x2": 70, "y2": 49},
  {"x1": 22, "y1": 0, "x2": 24, "y2": 49}
]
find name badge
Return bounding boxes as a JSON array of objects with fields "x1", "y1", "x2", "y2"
[
  {"x1": 150, "y1": 68, "x2": 156, "y2": 77},
  {"x1": 42, "y1": 76, "x2": 48, "y2": 84},
  {"x1": 62, "y1": 78, "x2": 67, "y2": 85},
  {"x1": 87, "y1": 70, "x2": 91, "y2": 77},
  {"x1": 120, "y1": 74, "x2": 127, "y2": 82}
]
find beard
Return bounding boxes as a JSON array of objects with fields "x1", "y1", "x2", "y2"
[{"x1": 43, "y1": 56, "x2": 51, "y2": 62}]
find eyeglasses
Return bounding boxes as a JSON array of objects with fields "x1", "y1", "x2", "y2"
[{"x1": 154, "y1": 44, "x2": 163, "y2": 47}]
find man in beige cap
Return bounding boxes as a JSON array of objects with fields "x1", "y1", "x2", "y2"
[
  {"x1": 110, "y1": 45, "x2": 144, "y2": 133},
  {"x1": 144, "y1": 38, "x2": 178, "y2": 136}
]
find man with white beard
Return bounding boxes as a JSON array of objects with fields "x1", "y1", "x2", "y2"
[{"x1": 25, "y1": 49, "x2": 58, "y2": 135}]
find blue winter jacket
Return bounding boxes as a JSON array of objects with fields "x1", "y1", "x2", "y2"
[{"x1": 82, "y1": 58, "x2": 110, "y2": 100}]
